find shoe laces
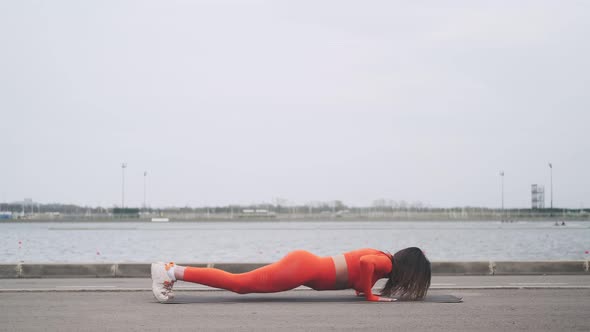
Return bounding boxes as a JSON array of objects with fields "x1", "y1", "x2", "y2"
[{"x1": 163, "y1": 280, "x2": 175, "y2": 294}]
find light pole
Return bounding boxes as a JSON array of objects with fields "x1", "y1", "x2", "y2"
[
  {"x1": 548, "y1": 162, "x2": 553, "y2": 212},
  {"x1": 143, "y1": 171, "x2": 147, "y2": 209},
  {"x1": 500, "y1": 170, "x2": 504, "y2": 221},
  {"x1": 121, "y1": 163, "x2": 127, "y2": 208}
]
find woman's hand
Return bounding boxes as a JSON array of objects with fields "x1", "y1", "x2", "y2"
[
  {"x1": 357, "y1": 291, "x2": 395, "y2": 302},
  {"x1": 376, "y1": 297, "x2": 397, "y2": 302},
  {"x1": 366, "y1": 293, "x2": 397, "y2": 302}
]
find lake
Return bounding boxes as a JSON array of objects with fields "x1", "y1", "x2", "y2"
[{"x1": 1, "y1": 220, "x2": 589, "y2": 263}]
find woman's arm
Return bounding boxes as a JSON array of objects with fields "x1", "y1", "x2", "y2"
[{"x1": 359, "y1": 255, "x2": 394, "y2": 302}]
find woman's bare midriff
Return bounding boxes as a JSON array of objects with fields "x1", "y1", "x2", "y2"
[{"x1": 331, "y1": 254, "x2": 349, "y2": 289}]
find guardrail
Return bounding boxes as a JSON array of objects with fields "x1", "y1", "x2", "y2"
[{"x1": 0, "y1": 261, "x2": 588, "y2": 278}]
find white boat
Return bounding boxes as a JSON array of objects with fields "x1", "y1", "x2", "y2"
[{"x1": 151, "y1": 217, "x2": 169, "y2": 222}]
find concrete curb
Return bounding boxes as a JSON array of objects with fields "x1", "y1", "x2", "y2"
[
  {"x1": 0, "y1": 261, "x2": 588, "y2": 278},
  {"x1": 431, "y1": 262, "x2": 491, "y2": 275}
]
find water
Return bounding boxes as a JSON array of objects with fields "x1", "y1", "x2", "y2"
[{"x1": 1, "y1": 221, "x2": 589, "y2": 263}]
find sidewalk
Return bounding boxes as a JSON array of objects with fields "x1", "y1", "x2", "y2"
[
  {"x1": 2, "y1": 275, "x2": 590, "y2": 292},
  {"x1": 1, "y1": 260, "x2": 589, "y2": 278}
]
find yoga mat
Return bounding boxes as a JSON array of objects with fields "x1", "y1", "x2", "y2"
[{"x1": 164, "y1": 293, "x2": 463, "y2": 304}]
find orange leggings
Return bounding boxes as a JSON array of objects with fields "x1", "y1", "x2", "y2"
[{"x1": 182, "y1": 250, "x2": 337, "y2": 293}]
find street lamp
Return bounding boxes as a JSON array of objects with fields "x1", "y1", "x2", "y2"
[
  {"x1": 121, "y1": 163, "x2": 127, "y2": 208},
  {"x1": 548, "y1": 162, "x2": 553, "y2": 211},
  {"x1": 500, "y1": 170, "x2": 504, "y2": 221},
  {"x1": 143, "y1": 171, "x2": 147, "y2": 209}
]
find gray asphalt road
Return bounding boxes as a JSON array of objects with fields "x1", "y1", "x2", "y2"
[{"x1": 1, "y1": 288, "x2": 589, "y2": 331}]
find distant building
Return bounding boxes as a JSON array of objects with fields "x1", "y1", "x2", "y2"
[
  {"x1": 531, "y1": 184, "x2": 545, "y2": 209},
  {"x1": 112, "y1": 208, "x2": 140, "y2": 218},
  {"x1": 239, "y1": 209, "x2": 276, "y2": 218}
]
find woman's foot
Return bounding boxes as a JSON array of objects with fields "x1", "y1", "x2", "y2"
[{"x1": 151, "y1": 262, "x2": 176, "y2": 303}]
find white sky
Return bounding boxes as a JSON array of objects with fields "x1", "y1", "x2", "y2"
[{"x1": 1, "y1": 1, "x2": 589, "y2": 208}]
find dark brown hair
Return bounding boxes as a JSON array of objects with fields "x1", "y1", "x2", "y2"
[{"x1": 380, "y1": 247, "x2": 431, "y2": 300}]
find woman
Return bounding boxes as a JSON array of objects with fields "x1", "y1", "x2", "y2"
[{"x1": 151, "y1": 247, "x2": 431, "y2": 303}]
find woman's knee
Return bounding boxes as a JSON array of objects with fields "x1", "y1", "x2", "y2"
[{"x1": 229, "y1": 281, "x2": 251, "y2": 294}]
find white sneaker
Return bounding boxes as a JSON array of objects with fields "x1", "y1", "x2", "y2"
[{"x1": 151, "y1": 262, "x2": 176, "y2": 303}]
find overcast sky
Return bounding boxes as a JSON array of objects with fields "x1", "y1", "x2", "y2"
[{"x1": 1, "y1": 1, "x2": 589, "y2": 209}]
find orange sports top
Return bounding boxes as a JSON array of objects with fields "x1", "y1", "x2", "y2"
[{"x1": 342, "y1": 248, "x2": 393, "y2": 301}]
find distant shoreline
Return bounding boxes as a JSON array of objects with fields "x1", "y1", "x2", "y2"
[
  {"x1": 3, "y1": 204, "x2": 588, "y2": 223},
  {"x1": 2, "y1": 215, "x2": 589, "y2": 223}
]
